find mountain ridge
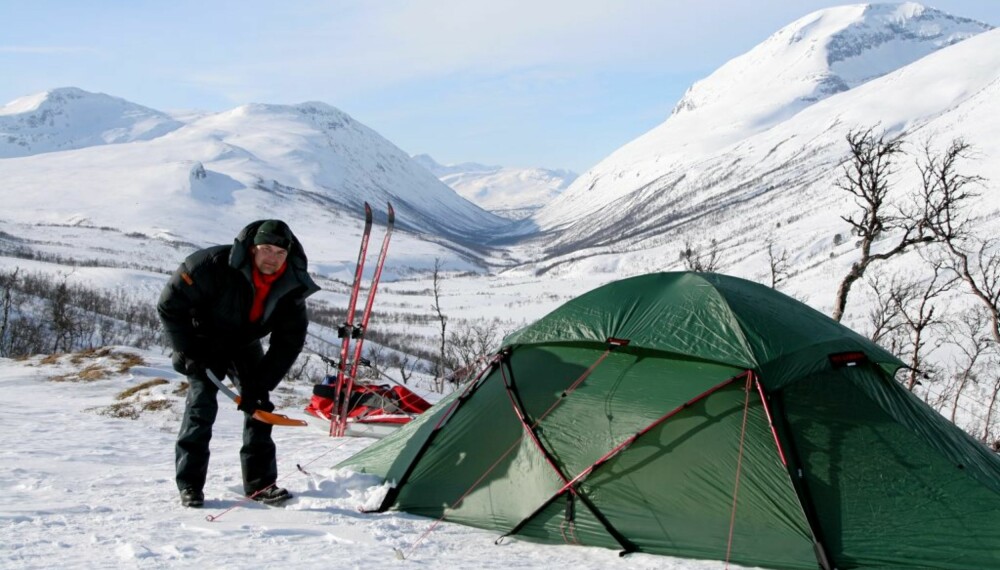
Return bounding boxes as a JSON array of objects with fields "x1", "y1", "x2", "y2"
[
  {"x1": 517, "y1": 24, "x2": 1000, "y2": 288},
  {"x1": 1, "y1": 3, "x2": 997, "y2": 288},
  {"x1": 533, "y1": 2, "x2": 993, "y2": 232},
  {"x1": 0, "y1": 87, "x2": 184, "y2": 159},
  {"x1": 0, "y1": 92, "x2": 509, "y2": 263}
]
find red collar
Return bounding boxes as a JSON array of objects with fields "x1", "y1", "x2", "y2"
[
  {"x1": 252, "y1": 262, "x2": 287, "y2": 286},
  {"x1": 249, "y1": 263, "x2": 287, "y2": 322}
]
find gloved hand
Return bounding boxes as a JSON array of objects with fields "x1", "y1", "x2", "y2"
[
  {"x1": 238, "y1": 396, "x2": 275, "y2": 414},
  {"x1": 171, "y1": 352, "x2": 202, "y2": 376},
  {"x1": 206, "y1": 359, "x2": 230, "y2": 381},
  {"x1": 171, "y1": 352, "x2": 230, "y2": 380},
  {"x1": 237, "y1": 377, "x2": 273, "y2": 414}
]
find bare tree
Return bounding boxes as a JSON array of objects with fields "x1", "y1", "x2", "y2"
[
  {"x1": 865, "y1": 273, "x2": 906, "y2": 352},
  {"x1": 364, "y1": 343, "x2": 386, "y2": 382},
  {"x1": 447, "y1": 319, "x2": 502, "y2": 385},
  {"x1": 891, "y1": 259, "x2": 958, "y2": 390},
  {"x1": 430, "y1": 258, "x2": 448, "y2": 393},
  {"x1": 832, "y1": 127, "x2": 936, "y2": 321},
  {"x1": 916, "y1": 138, "x2": 1000, "y2": 442},
  {"x1": 919, "y1": 140, "x2": 995, "y2": 339},
  {"x1": 864, "y1": 266, "x2": 954, "y2": 393},
  {"x1": 947, "y1": 306, "x2": 993, "y2": 424},
  {"x1": 0, "y1": 269, "x2": 160, "y2": 356},
  {"x1": 985, "y1": 366, "x2": 1000, "y2": 444},
  {"x1": 0, "y1": 267, "x2": 17, "y2": 356},
  {"x1": 397, "y1": 355, "x2": 416, "y2": 385},
  {"x1": 765, "y1": 237, "x2": 790, "y2": 289},
  {"x1": 50, "y1": 277, "x2": 79, "y2": 353},
  {"x1": 282, "y1": 353, "x2": 314, "y2": 384},
  {"x1": 680, "y1": 238, "x2": 721, "y2": 272}
]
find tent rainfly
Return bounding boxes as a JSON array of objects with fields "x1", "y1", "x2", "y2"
[{"x1": 339, "y1": 272, "x2": 1000, "y2": 570}]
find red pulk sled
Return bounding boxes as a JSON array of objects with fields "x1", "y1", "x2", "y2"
[{"x1": 304, "y1": 378, "x2": 431, "y2": 438}]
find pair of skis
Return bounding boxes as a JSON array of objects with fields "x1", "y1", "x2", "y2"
[{"x1": 330, "y1": 201, "x2": 394, "y2": 437}]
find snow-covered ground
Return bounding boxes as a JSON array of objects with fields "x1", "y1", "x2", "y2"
[{"x1": 0, "y1": 348, "x2": 756, "y2": 570}]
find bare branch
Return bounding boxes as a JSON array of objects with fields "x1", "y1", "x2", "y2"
[
  {"x1": 680, "y1": 238, "x2": 722, "y2": 272},
  {"x1": 832, "y1": 127, "x2": 938, "y2": 321},
  {"x1": 865, "y1": 273, "x2": 905, "y2": 349},
  {"x1": 765, "y1": 237, "x2": 790, "y2": 289},
  {"x1": 431, "y1": 258, "x2": 448, "y2": 393},
  {"x1": 919, "y1": 139, "x2": 998, "y2": 345},
  {"x1": 946, "y1": 306, "x2": 992, "y2": 424},
  {"x1": 890, "y1": 258, "x2": 959, "y2": 390}
]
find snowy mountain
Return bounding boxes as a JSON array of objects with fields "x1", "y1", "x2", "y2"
[
  {"x1": 0, "y1": 90, "x2": 512, "y2": 282},
  {"x1": 532, "y1": 2, "x2": 993, "y2": 234},
  {"x1": 1, "y1": 5, "x2": 999, "y2": 325},
  {"x1": 4, "y1": 3, "x2": 992, "y2": 283},
  {"x1": 512, "y1": 4, "x2": 1000, "y2": 312},
  {"x1": 0, "y1": 87, "x2": 183, "y2": 158},
  {"x1": 413, "y1": 154, "x2": 575, "y2": 220}
]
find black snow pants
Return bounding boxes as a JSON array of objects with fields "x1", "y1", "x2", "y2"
[{"x1": 174, "y1": 343, "x2": 277, "y2": 496}]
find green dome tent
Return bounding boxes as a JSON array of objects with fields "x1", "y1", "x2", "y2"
[{"x1": 339, "y1": 272, "x2": 1000, "y2": 569}]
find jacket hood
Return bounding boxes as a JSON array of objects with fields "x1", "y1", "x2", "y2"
[
  {"x1": 229, "y1": 220, "x2": 319, "y2": 296},
  {"x1": 230, "y1": 220, "x2": 307, "y2": 268}
]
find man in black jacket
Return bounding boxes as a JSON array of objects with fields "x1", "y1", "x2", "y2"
[{"x1": 158, "y1": 220, "x2": 319, "y2": 508}]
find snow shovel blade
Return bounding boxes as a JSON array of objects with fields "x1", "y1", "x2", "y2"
[
  {"x1": 249, "y1": 408, "x2": 308, "y2": 427},
  {"x1": 205, "y1": 369, "x2": 307, "y2": 427}
]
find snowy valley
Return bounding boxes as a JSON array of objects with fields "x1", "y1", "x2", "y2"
[{"x1": 2, "y1": 3, "x2": 1000, "y2": 568}]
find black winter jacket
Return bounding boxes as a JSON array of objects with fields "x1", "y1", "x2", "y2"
[{"x1": 158, "y1": 221, "x2": 320, "y2": 390}]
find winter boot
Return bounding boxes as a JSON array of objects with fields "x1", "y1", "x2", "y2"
[
  {"x1": 248, "y1": 486, "x2": 292, "y2": 506},
  {"x1": 180, "y1": 488, "x2": 204, "y2": 508}
]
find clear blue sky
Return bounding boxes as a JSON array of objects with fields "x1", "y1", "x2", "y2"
[{"x1": 2, "y1": 1, "x2": 998, "y2": 173}]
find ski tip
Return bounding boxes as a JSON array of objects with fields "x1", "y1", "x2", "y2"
[{"x1": 387, "y1": 202, "x2": 395, "y2": 223}]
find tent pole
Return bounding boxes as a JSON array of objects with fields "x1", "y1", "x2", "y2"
[
  {"x1": 397, "y1": 342, "x2": 626, "y2": 558},
  {"x1": 755, "y1": 378, "x2": 835, "y2": 570},
  {"x1": 369, "y1": 352, "x2": 502, "y2": 512},
  {"x1": 498, "y1": 354, "x2": 637, "y2": 553},
  {"x1": 500, "y1": 373, "x2": 745, "y2": 552}
]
